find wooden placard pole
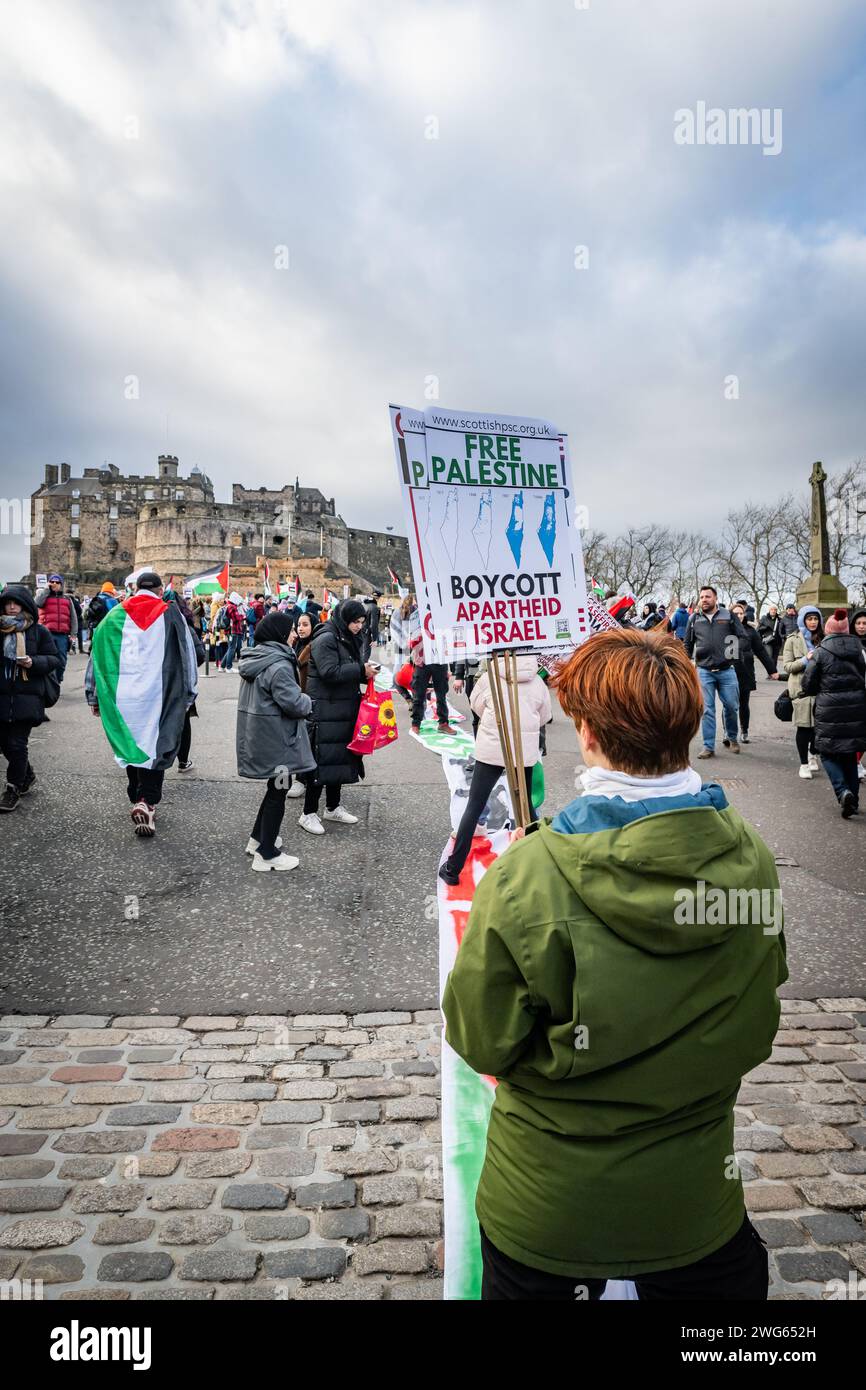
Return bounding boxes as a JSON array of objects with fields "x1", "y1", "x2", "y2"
[{"x1": 488, "y1": 649, "x2": 531, "y2": 830}]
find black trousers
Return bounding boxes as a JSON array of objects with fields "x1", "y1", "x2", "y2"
[
  {"x1": 411, "y1": 663, "x2": 449, "y2": 726},
  {"x1": 736, "y1": 675, "x2": 752, "y2": 734},
  {"x1": 447, "y1": 760, "x2": 536, "y2": 875},
  {"x1": 480, "y1": 1215, "x2": 769, "y2": 1301},
  {"x1": 0, "y1": 720, "x2": 33, "y2": 789},
  {"x1": 304, "y1": 780, "x2": 341, "y2": 816},
  {"x1": 795, "y1": 726, "x2": 816, "y2": 764},
  {"x1": 126, "y1": 766, "x2": 165, "y2": 807},
  {"x1": 251, "y1": 777, "x2": 288, "y2": 858},
  {"x1": 179, "y1": 711, "x2": 193, "y2": 764}
]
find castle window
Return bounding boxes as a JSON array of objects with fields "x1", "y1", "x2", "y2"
[
  {"x1": 71, "y1": 504, "x2": 80, "y2": 518},
  {"x1": 145, "y1": 489, "x2": 154, "y2": 500},
  {"x1": 109, "y1": 523, "x2": 118, "y2": 540},
  {"x1": 70, "y1": 523, "x2": 80, "y2": 538},
  {"x1": 116, "y1": 490, "x2": 123, "y2": 501},
  {"x1": 175, "y1": 490, "x2": 184, "y2": 500},
  {"x1": 72, "y1": 488, "x2": 80, "y2": 498},
  {"x1": 109, "y1": 505, "x2": 118, "y2": 519},
  {"x1": 150, "y1": 507, "x2": 158, "y2": 518},
  {"x1": 163, "y1": 487, "x2": 170, "y2": 497}
]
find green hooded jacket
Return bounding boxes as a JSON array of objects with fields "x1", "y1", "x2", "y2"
[{"x1": 442, "y1": 787, "x2": 788, "y2": 1278}]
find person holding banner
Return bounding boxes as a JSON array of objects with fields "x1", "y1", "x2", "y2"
[
  {"x1": 439, "y1": 656, "x2": 550, "y2": 885},
  {"x1": 443, "y1": 626, "x2": 786, "y2": 1300}
]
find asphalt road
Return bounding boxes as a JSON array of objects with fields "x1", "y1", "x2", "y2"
[{"x1": 0, "y1": 645, "x2": 863, "y2": 1014}]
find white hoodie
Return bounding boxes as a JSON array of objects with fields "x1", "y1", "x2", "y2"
[{"x1": 469, "y1": 655, "x2": 552, "y2": 767}]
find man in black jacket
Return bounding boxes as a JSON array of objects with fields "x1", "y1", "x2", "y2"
[
  {"x1": 779, "y1": 604, "x2": 799, "y2": 639},
  {"x1": 685, "y1": 586, "x2": 777, "y2": 759}
]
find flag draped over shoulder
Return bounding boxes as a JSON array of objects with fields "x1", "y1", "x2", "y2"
[{"x1": 88, "y1": 593, "x2": 198, "y2": 770}]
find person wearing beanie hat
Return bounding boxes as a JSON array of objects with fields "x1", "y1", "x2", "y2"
[
  {"x1": 801, "y1": 608, "x2": 866, "y2": 817},
  {"x1": 236, "y1": 611, "x2": 315, "y2": 870},
  {"x1": 35, "y1": 573, "x2": 78, "y2": 683},
  {"x1": 298, "y1": 599, "x2": 378, "y2": 834}
]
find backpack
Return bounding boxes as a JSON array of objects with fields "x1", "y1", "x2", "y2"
[
  {"x1": 42, "y1": 667, "x2": 62, "y2": 709},
  {"x1": 217, "y1": 607, "x2": 231, "y2": 632},
  {"x1": 87, "y1": 595, "x2": 109, "y2": 628}
]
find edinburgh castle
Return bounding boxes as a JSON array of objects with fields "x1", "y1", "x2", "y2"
[{"x1": 28, "y1": 455, "x2": 411, "y2": 595}]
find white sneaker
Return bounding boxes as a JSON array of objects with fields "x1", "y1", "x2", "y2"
[
  {"x1": 286, "y1": 782, "x2": 305, "y2": 798},
  {"x1": 246, "y1": 835, "x2": 283, "y2": 856},
  {"x1": 323, "y1": 805, "x2": 358, "y2": 825},
  {"x1": 859, "y1": 762, "x2": 866, "y2": 782},
  {"x1": 298, "y1": 812, "x2": 325, "y2": 835},
  {"x1": 808, "y1": 756, "x2": 819, "y2": 772},
  {"x1": 251, "y1": 851, "x2": 299, "y2": 872},
  {"x1": 798, "y1": 765, "x2": 813, "y2": 779}
]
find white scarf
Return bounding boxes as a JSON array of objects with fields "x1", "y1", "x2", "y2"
[{"x1": 579, "y1": 765, "x2": 703, "y2": 802}]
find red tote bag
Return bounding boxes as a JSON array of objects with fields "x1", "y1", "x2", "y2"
[{"x1": 348, "y1": 680, "x2": 399, "y2": 755}]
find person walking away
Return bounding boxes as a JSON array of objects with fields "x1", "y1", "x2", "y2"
[
  {"x1": 85, "y1": 572, "x2": 198, "y2": 837},
  {"x1": 237, "y1": 612, "x2": 315, "y2": 871},
  {"x1": 36, "y1": 575, "x2": 77, "y2": 684},
  {"x1": 442, "y1": 626, "x2": 786, "y2": 1300},
  {"x1": 758, "y1": 605, "x2": 783, "y2": 670},
  {"x1": 685, "y1": 586, "x2": 774, "y2": 758},
  {"x1": 211, "y1": 596, "x2": 229, "y2": 669},
  {"x1": 439, "y1": 655, "x2": 551, "y2": 885},
  {"x1": 801, "y1": 608, "x2": 866, "y2": 818},
  {"x1": 247, "y1": 594, "x2": 265, "y2": 645},
  {"x1": 299, "y1": 599, "x2": 376, "y2": 834},
  {"x1": 190, "y1": 594, "x2": 206, "y2": 637},
  {"x1": 730, "y1": 602, "x2": 779, "y2": 743},
  {"x1": 221, "y1": 593, "x2": 246, "y2": 671},
  {"x1": 86, "y1": 583, "x2": 120, "y2": 638},
  {"x1": 0, "y1": 586, "x2": 61, "y2": 812},
  {"x1": 779, "y1": 604, "x2": 799, "y2": 639},
  {"x1": 669, "y1": 599, "x2": 690, "y2": 642},
  {"x1": 363, "y1": 592, "x2": 382, "y2": 658},
  {"x1": 388, "y1": 596, "x2": 418, "y2": 706},
  {"x1": 852, "y1": 608, "x2": 866, "y2": 783},
  {"x1": 409, "y1": 628, "x2": 456, "y2": 736},
  {"x1": 285, "y1": 611, "x2": 319, "y2": 798},
  {"x1": 163, "y1": 587, "x2": 206, "y2": 772},
  {"x1": 781, "y1": 606, "x2": 822, "y2": 779}
]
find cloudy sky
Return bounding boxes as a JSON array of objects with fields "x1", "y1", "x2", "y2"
[{"x1": 1, "y1": 0, "x2": 865, "y2": 579}]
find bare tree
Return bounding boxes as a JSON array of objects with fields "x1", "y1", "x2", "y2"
[{"x1": 712, "y1": 498, "x2": 799, "y2": 613}]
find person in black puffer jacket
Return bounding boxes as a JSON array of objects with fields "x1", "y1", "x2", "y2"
[
  {"x1": 853, "y1": 608, "x2": 866, "y2": 788},
  {"x1": 299, "y1": 600, "x2": 376, "y2": 834},
  {"x1": 0, "y1": 585, "x2": 61, "y2": 812},
  {"x1": 801, "y1": 608, "x2": 866, "y2": 818}
]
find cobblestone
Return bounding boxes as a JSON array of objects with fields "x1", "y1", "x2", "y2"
[{"x1": 1, "y1": 1001, "x2": 860, "y2": 1301}]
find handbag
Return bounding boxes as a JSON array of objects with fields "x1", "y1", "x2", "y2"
[
  {"x1": 347, "y1": 680, "x2": 399, "y2": 755},
  {"x1": 773, "y1": 689, "x2": 794, "y2": 722}
]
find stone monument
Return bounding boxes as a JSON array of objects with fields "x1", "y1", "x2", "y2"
[{"x1": 795, "y1": 461, "x2": 848, "y2": 616}]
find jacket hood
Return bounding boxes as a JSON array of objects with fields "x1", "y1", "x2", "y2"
[
  {"x1": 849, "y1": 608, "x2": 866, "y2": 637},
  {"x1": 797, "y1": 605, "x2": 822, "y2": 637},
  {"x1": 540, "y1": 787, "x2": 779, "y2": 954},
  {"x1": 238, "y1": 642, "x2": 294, "y2": 681},
  {"x1": 1, "y1": 585, "x2": 39, "y2": 622},
  {"x1": 512, "y1": 654, "x2": 540, "y2": 682},
  {"x1": 821, "y1": 633, "x2": 865, "y2": 661}
]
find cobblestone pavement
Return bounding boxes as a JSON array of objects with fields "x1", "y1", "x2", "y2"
[{"x1": 1, "y1": 1001, "x2": 865, "y2": 1301}]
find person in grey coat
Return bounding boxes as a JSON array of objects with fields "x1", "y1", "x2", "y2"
[{"x1": 236, "y1": 612, "x2": 316, "y2": 872}]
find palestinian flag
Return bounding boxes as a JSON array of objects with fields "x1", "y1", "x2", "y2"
[
  {"x1": 589, "y1": 575, "x2": 606, "y2": 598},
  {"x1": 263, "y1": 562, "x2": 272, "y2": 598},
  {"x1": 90, "y1": 592, "x2": 198, "y2": 770},
  {"x1": 388, "y1": 565, "x2": 409, "y2": 599},
  {"x1": 187, "y1": 562, "x2": 229, "y2": 596}
]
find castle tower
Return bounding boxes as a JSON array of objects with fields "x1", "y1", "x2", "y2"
[{"x1": 158, "y1": 454, "x2": 179, "y2": 481}]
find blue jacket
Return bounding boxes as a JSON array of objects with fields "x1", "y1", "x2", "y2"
[{"x1": 670, "y1": 606, "x2": 690, "y2": 640}]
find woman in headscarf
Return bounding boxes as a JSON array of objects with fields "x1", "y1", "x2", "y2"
[
  {"x1": 298, "y1": 599, "x2": 376, "y2": 834},
  {"x1": 781, "y1": 605, "x2": 823, "y2": 779},
  {"x1": 0, "y1": 585, "x2": 62, "y2": 812},
  {"x1": 236, "y1": 611, "x2": 315, "y2": 871}
]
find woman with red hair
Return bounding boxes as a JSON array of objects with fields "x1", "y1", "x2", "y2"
[{"x1": 443, "y1": 627, "x2": 787, "y2": 1301}]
